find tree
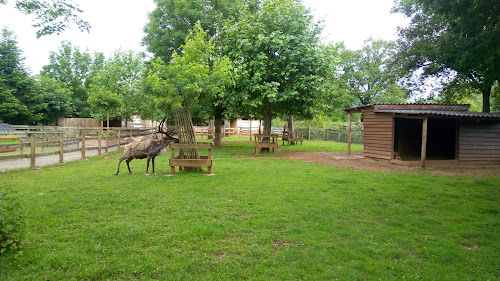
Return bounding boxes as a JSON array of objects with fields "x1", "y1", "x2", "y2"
[
  {"x1": 41, "y1": 41, "x2": 104, "y2": 117},
  {"x1": 0, "y1": 80, "x2": 31, "y2": 124},
  {"x1": 33, "y1": 75, "x2": 73, "y2": 124},
  {"x1": 87, "y1": 88, "x2": 122, "y2": 130},
  {"x1": 143, "y1": 0, "x2": 249, "y2": 61},
  {"x1": 318, "y1": 43, "x2": 358, "y2": 121},
  {"x1": 145, "y1": 22, "x2": 235, "y2": 147},
  {"x1": 219, "y1": 0, "x2": 328, "y2": 141},
  {"x1": 0, "y1": 0, "x2": 90, "y2": 38},
  {"x1": 89, "y1": 50, "x2": 145, "y2": 126},
  {"x1": 393, "y1": 0, "x2": 500, "y2": 112},
  {"x1": 343, "y1": 38, "x2": 407, "y2": 106},
  {"x1": 0, "y1": 27, "x2": 39, "y2": 124}
]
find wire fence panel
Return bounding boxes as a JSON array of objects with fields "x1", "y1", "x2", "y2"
[{"x1": 295, "y1": 127, "x2": 364, "y2": 144}]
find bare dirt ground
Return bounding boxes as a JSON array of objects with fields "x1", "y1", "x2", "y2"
[{"x1": 271, "y1": 150, "x2": 500, "y2": 177}]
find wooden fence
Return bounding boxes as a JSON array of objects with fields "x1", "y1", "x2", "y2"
[{"x1": 0, "y1": 127, "x2": 155, "y2": 169}]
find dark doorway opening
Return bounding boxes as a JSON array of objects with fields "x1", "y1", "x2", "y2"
[{"x1": 394, "y1": 118, "x2": 456, "y2": 161}]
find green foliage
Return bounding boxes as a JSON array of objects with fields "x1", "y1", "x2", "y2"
[
  {"x1": 437, "y1": 78, "x2": 484, "y2": 112},
  {"x1": 393, "y1": 0, "x2": 500, "y2": 112},
  {"x1": 0, "y1": 27, "x2": 38, "y2": 124},
  {"x1": 41, "y1": 41, "x2": 105, "y2": 118},
  {"x1": 143, "y1": 0, "x2": 244, "y2": 60},
  {"x1": 343, "y1": 38, "x2": 407, "y2": 106},
  {"x1": 145, "y1": 22, "x2": 235, "y2": 117},
  {"x1": 319, "y1": 43, "x2": 357, "y2": 121},
  {"x1": 88, "y1": 50, "x2": 145, "y2": 123},
  {"x1": 1, "y1": 0, "x2": 90, "y2": 38},
  {"x1": 33, "y1": 75, "x2": 73, "y2": 124},
  {"x1": 87, "y1": 88, "x2": 122, "y2": 122},
  {"x1": 0, "y1": 188, "x2": 26, "y2": 255},
  {"x1": 491, "y1": 81, "x2": 500, "y2": 113},
  {"x1": 220, "y1": 0, "x2": 328, "y2": 132}
]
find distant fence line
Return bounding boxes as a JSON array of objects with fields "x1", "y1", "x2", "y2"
[
  {"x1": 272, "y1": 126, "x2": 363, "y2": 144},
  {"x1": 0, "y1": 127, "x2": 155, "y2": 169}
]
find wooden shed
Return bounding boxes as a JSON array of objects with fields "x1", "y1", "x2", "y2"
[{"x1": 345, "y1": 104, "x2": 500, "y2": 166}]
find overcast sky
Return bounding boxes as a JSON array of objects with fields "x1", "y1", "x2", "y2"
[{"x1": 0, "y1": 0, "x2": 409, "y2": 74}]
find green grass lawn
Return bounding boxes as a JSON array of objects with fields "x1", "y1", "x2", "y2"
[{"x1": 0, "y1": 141, "x2": 499, "y2": 280}]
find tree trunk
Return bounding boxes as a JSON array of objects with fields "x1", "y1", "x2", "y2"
[
  {"x1": 261, "y1": 101, "x2": 272, "y2": 153},
  {"x1": 208, "y1": 119, "x2": 214, "y2": 140},
  {"x1": 214, "y1": 106, "x2": 223, "y2": 148},
  {"x1": 287, "y1": 115, "x2": 295, "y2": 145},
  {"x1": 481, "y1": 86, "x2": 491, "y2": 113}
]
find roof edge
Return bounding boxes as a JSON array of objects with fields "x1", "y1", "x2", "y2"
[{"x1": 345, "y1": 103, "x2": 471, "y2": 113}]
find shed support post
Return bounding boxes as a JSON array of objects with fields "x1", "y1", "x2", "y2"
[
  {"x1": 421, "y1": 117, "x2": 428, "y2": 168},
  {"x1": 347, "y1": 113, "x2": 352, "y2": 156}
]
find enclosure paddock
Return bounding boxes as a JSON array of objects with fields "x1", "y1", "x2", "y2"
[
  {"x1": 0, "y1": 127, "x2": 155, "y2": 169},
  {"x1": 253, "y1": 134, "x2": 279, "y2": 154},
  {"x1": 169, "y1": 143, "x2": 213, "y2": 175}
]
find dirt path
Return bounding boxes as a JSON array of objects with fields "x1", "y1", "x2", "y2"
[
  {"x1": 0, "y1": 146, "x2": 119, "y2": 172},
  {"x1": 278, "y1": 150, "x2": 500, "y2": 177}
]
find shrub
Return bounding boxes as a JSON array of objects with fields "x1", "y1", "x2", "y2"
[{"x1": 0, "y1": 188, "x2": 27, "y2": 254}]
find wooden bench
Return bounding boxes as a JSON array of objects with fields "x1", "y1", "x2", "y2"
[
  {"x1": 253, "y1": 134, "x2": 278, "y2": 154},
  {"x1": 169, "y1": 143, "x2": 213, "y2": 175},
  {"x1": 282, "y1": 131, "x2": 303, "y2": 145}
]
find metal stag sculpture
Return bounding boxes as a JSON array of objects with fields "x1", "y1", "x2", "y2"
[{"x1": 115, "y1": 118, "x2": 179, "y2": 175}]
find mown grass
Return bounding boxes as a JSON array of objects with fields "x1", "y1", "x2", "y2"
[{"x1": 0, "y1": 141, "x2": 499, "y2": 280}]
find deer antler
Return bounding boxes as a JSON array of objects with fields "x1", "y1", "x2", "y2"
[{"x1": 158, "y1": 117, "x2": 167, "y2": 133}]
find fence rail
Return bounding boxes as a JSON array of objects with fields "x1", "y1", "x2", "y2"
[
  {"x1": 0, "y1": 127, "x2": 156, "y2": 168},
  {"x1": 273, "y1": 127, "x2": 364, "y2": 144}
]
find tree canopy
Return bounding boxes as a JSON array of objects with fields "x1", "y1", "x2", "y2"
[
  {"x1": 88, "y1": 50, "x2": 145, "y2": 126},
  {"x1": 41, "y1": 41, "x2": 105, "y2": 117},
  {"x1": 393, "y1": 0, "x2": 500, "y2": 112},
  {"x1": 145, "y1": 22, "x2": 235, "y2": 147},
  {"x1": 219, "y1": 0, "x2": 329, "y2": 134},
  {"x1": 0, "y1": 0, "x2": 90, "y2": 38},
  {"x1": 143, "y1": 0, "x2": 247, "y2": 61}
]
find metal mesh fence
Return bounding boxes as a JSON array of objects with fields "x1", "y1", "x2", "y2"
[{"x1": 295, "y1": 127, "x2": 364, "y2": 144}]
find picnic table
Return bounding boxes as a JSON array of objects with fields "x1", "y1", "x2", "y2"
[{"x1": 253, "y1": 134, "x2": 278, "y2": 154}]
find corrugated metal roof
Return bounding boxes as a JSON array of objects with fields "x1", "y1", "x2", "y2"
[
  {"x1": 345, "y1": 103, "x2": 470, "y2": 113},
  {"x1": 374, "y1": 109, "x2": 500, "y2": 119}
]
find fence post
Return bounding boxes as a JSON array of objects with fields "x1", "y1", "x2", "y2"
[
  {"x1": 30, "y1": 133, "x2": 36, "y2": 169},
  {"x1": 97, "y1": 130, "x2": 102, "y2": 155},
  {"x1": 326, "y1": 129, "x2": 329, "y2": 141},
  {"x1": 308, "y1": 127, "x2": 311, "y2": 140},
  {"x1": 59, "y1": 133, "x2": 64, "y2": 163},
  {"x1": 347, "y1": 113, "x2": 352, "y2": 156},
  {"x1": 117, "y1": 129, "x2": 121, "y2": 150},
  {"x1": 105, "y1": 130, "x2": 109, "y2": 153},
  {"x1": 81, "y1": 130, "x2": 86, "y2": 160},
  {"x1": 337, "y1": 131, "x2": 341, "y2": 142}
]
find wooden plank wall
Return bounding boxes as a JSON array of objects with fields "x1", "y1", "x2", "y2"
[
  {"x1": 459, "y1": 121, "x2": 500, "y2": 164},
  {"x1": 363, "y1": 110, "x2": 393, "y2": 160},
  {"x1": 57, "y1": 118, "x2": 102, "y2": 127}
]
